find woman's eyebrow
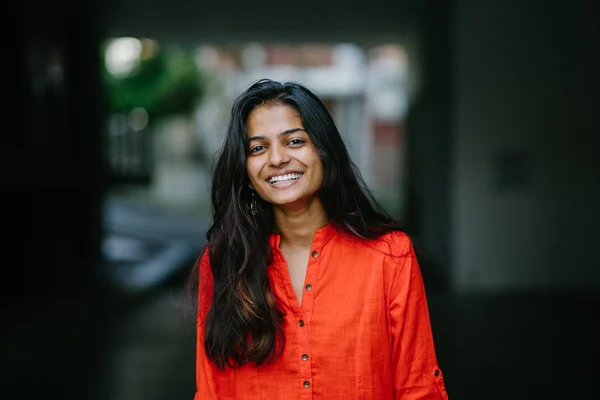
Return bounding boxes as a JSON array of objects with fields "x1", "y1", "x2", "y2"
[{"x1": 248, "y1": 128, "x2": 306, "y2": 143}]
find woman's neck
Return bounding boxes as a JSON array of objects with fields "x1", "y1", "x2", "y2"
[{"x1": 274, "y1": 198, "x2": 329, "y2": 247}]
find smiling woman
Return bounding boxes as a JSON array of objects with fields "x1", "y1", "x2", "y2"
[{"x1": 189, "y1": 79, "x2": 448, "y2": 399}]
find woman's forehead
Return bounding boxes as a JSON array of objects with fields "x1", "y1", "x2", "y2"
[{"x1": 246, "y1": 105, "x2": 303, "y2": 137}]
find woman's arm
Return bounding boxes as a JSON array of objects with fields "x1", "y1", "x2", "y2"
[
  {"x1": 389, "y1": 234, "x2": 448, "y2": 400},
  {"x1": 194, "y1": 249, "x2": 220, "y2": 399}
]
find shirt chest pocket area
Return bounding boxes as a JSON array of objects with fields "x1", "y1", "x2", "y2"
[{"x1": 310, "y1": 285, "x2": 389, "y2": 349}]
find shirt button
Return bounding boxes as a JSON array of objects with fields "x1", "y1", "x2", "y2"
[
  {"x1": 298, "y1": 320, "x2": 305, "y2": 327},
  {"x1": 302, "y1": 354, "x2": 309, "y2": 361},
  {"x1": 311, "y1": 251, "x2": 319, "y2": 258},
  {"x1": 305, "y1": 284, "x2": 313, "y2": 291},
  {"x1": 303, "y1": 380, "x2": 311, "y2": 388}
]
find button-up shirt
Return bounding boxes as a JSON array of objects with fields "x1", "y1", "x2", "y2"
[{"x1": 195, "y1": 224, "x2": 448, "y2": 399}]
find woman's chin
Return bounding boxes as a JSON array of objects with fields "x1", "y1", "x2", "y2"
[
  {"x1": 269, "y1": 193, "x2": 321, "y2": 210},
  {"x1": 263, "y1": 186, "x2": 300, "y2": 205},
  {"x1": 261, "y1": 184, "x2": 320, "y2": 209},
  {"x1": 270, "y1": 195, "x2": 302, "y2": 207}
]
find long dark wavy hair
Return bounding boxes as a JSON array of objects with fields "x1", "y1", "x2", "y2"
[{"x1": 189, "y1": 78, "x2": 402, "y2": 369}]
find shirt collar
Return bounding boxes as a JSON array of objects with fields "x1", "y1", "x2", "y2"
[{"x1": 269, "y1": 222, "x2": 338, "y2": 262}]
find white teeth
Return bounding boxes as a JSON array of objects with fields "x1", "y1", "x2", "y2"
[{"x1": 268, "y1": 173, "x2": 302, "y2": 184}]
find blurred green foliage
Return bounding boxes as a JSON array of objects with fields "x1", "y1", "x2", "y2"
[{"x1": 101, "y1": 41, "x2": 205, "y2": 119}]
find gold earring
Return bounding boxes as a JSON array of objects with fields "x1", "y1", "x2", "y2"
[{"x1": 250, "y1": 191, "x2": 257, "y2": 216}]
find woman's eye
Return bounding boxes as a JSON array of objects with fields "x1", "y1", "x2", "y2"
[
  {"x1": 250, "y1": 145, "x2": 265, "y2": 153},
  {"x1": 288, "y1": 139, "x2": 305, "y2": 146}
]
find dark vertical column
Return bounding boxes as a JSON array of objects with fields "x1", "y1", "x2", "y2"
[
  {"x1": 404, "y1": 0, "x2": 454, "y2": 291},
  {"x1": 5, "y1": 1, "x2": 107, "y2": 311},
  {"x1": 4, "y1": 3, "x2": 109, "y2": 398}
]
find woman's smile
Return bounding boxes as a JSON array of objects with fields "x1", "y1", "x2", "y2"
[{"x1": 267, "y1": 172, "x2": 304, "y2": 187}]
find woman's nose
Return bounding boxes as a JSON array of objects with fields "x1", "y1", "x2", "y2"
[{"x1": 268, "y1": 145, "x2": 290, "y2": 166}]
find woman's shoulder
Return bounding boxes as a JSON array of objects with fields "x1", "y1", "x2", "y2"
[
  {"x1": 373, "y1": 230, "x2": 413, "y2": 255},
  {"x1": 343, "y1": 229, "x2": 413, "y2": 258}
]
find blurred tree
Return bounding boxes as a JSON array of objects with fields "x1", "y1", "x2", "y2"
[{"x1": 101, "y1": 40, "x2": 205, "y2": 119}]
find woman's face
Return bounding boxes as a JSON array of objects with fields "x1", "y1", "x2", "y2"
[{"x1": 246, "y1": 104, "x2": 323, "y2": 208}]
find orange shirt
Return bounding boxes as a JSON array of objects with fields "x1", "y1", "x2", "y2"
[{"x1": 195, "y1": 224, "x2": 448, "y2": 399}]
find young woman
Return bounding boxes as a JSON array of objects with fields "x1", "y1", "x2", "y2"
[{"x1": 192, "y1": 79, "x2": 448, "y2": 399}]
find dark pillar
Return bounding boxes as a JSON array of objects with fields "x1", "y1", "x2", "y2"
[
  {"x1": 404, "y1": 0, "x2": 455, "y2": 291},
  {"x1": 6, "y1": 1, "x2": 107, "y2": 312}
]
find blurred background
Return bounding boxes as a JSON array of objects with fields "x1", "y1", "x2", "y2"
[{"x1": 4, "y1": 0, "x2": 599, "y2": 399}]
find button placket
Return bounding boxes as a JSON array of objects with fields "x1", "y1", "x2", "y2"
[
  {"x1": 297, "y1": 248, "x2": 320, "y2": 396},
  {"x1": 302, "y1": 247, "x2": 320, "y2": 321},
  {"x1": 297, "y1": 237, "x2": 329, "y2": 396},
  {"x1": 296, "y1": 315, "x2": 312, "y2": 394},
  {"x1": 269, "y1": 225, "x2": 336, "y2": 397}
]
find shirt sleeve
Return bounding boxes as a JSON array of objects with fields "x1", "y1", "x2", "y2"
[
  {"x1": 389, "y1": 234, "x2": 449, "y2": 400},
  {"x1": 194, "y1": 248, "x2": 220, "y2": 399}
]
